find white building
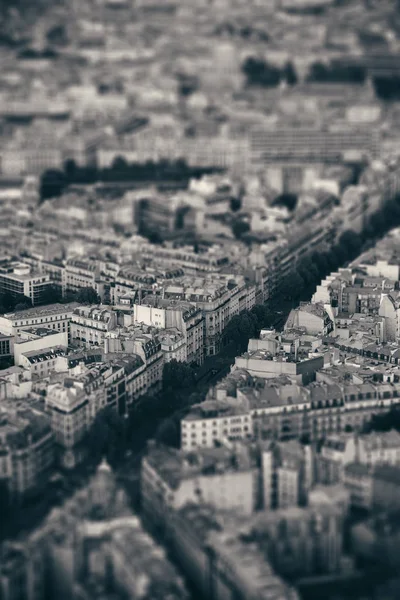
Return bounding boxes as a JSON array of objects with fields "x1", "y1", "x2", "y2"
[{"x1": 14, "y1": 328, "x2": 68, "y2": 367}]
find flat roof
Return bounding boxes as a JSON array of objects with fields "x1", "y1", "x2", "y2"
[{"x1": 5, "y1": 302, "x2": 79, "y2": 320}]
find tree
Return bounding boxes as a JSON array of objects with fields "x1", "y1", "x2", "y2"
[
  {"x1": 272, "y1": 193, "x2": 297, "y2": 212},
  {"x1": 10, "y1": 295, "x2": 32, "y2": 312},
  {"x1": 242, "y1": 57, "x2": 281, "y2": 87},
  {"x1": 163, "y1": 360, "x2": 196, "y2": 394},
  {"x1": 250, "y1": 304, "x2": 274, "y2": 330},
  {"x1": 311, "y1": 252, "x2": 330, "y2": 278},
  {"x1": 86, "y1": 406, "x2": 127, "y2": 467},
  {"x1": 283, "y1": 61, "x2": 298, "y2": 86},
  {"x1": 230, "y1": 197, "x2": 241, "y2": 212},
  {"x1": 111, "y1": 156, "x2": 129, "y2": 172},
  {"x1": 298, "y1": 256, "x2": 319, "y2": 288},
  {"x1": 64, "y1": 159, "x2": 77, "y2": 181},
  {"x1": 0, "y1": 292, "x2": 17, "y2": 313},
  {"x1": 339, "y1": 230, "x2": 362, "y2": 258},
  {"x1": 280, "y1": 272, "x2": 304, "y2": 302},
  {"x1": 223, "y1": 311, "x2": 258, "y2": 353},
  {"x1": 14, "y1": 302, "x2": 32, "y2": 312},
  {"x1": 38, "y1": 285, "x2": 62, "y2": 306},
  {"x1": 77, "y1": 287, "x2": 100, "y2": 305},
  {"x1": 39, "y1": 169, "x2": 66, "y2": 202},
  {"x1": 232, "y1": 220, "x2": 250, "y2": 239},
  {"x1": 306, "y1": 61, "x2": 329, "y2": 82},
  {"x1": 177, "y1": 73, "x2": 199, "y2": 97},
  {"x1": 46, "y1": 23, "x2": 68, "y2": 46},
  {"x1": 154, "y1": 418, "x2": 179, "y2": 447}
]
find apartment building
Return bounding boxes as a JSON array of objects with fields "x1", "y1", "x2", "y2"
[
  {"x1": 372, "y1": 464, "x2": 400, "y2": 514},
  {"x1": 111, "y1": 267, "x2": 157, "y2": 303},
  {"x1": 165, "y1": 504, "x2": 300, "y2": 600},
  {"x1": 0, "y1": 462, "x2": 188, "y2": 600},
  {"x1": 62, "y1": 258, "x2": 99, "y2": 296},
  {"x1": 111, "y1": 355, "x2": 147, "y2": 409},
  {"x1": 0, "y1": 400, "x2": 55, "y2": 500},
  {"x1": 70, "y1": 306, "x2": 118, "y2": 348},
  {"x1": 133, "y1": 297, "x2": 204, "y2": 365},
  {"x1": 233, "y1": 347, "x2": 324, "y2": 383},
  {"x1": 285, "y1": 302, "x2": 335, "y2": 336},
  {"x1": 180, "y1": 399, "x2": 252, "y2": 451},
  {"x1": 359, "y1": 427, "x2": 400, "y2": 462},
  {"x1": 141, "y1": 441, "x2": 257, "y2": 528},
  {"x1": 0, "y1": 261, "x2": 52, "y2": 305},
  {"x1": 138, "y1": 243, "x2": 230, "y2": 274},
  {"x1": 133, "y1": 190, "x2": 184, "y2": 235},
  {"x1": 0, "y1": 366, "x2": 32, "y2": 400},
  {"x1": 344, "y1": 462, "x2": 373, "y2": 511},
  {"x1": 252, "y1": 503, "x2": 344, "y2": 578},
  {"x1": 0, "y1": 303, "x2": 79, "y2": 343},
  {"x1": 45, "y1": 379, "x2": 90, "y2": 469},
  {"x1": 161, "y1": 275, "x2": 252, "y2": 356},
  {"x1": 186, "y1": 372, "x2": 400, "y2": 448},
  {"x1": 0, "y1": 334, "x2": 13, "y2": 358},
  {"x1": 105, "y1": 328, "x2": 164, "y2": 397},
  {"x1": 316, "y1": 433, "x2": 358, "y2": 485},
  {"x1": 18, "y1": 347, "x2": 66, "y2": 378},
  {"x1": 278, "y1": 220, "x2": 337, "y2": 281},
  {"x1": 158, "y1": 328, "x2": 187, "y2": 362},
  {"x1": 13, "y1": 328, "x2": 68, "y2": 367},
  {"x1": 250, "y1": 126, "x2": 379, "y2": 166}
]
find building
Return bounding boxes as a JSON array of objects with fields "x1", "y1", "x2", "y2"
[
  {"x1": 18, "y1": 346, "x2": 66, "y2": 378},
  {"x1": 138, "y1": 243, "x2": 230, "y2": 274},
  {"x1": 358, "y1": 429, "x2": 400, "y2": 467},
  {"x1": 0, "y1": 261, "x2": 52, "y2": 305},
  {"x1": 13, "y1": 328, "x2": 68, "y2": 367},
  {"x1": 180, "y1": 399, "x2": 252, "y2": 451},
  {"x1": 0, "y1": 303, "x2": 79, "y2": 343},
  {"x1": 158, "y1": 328, "x2": 187, "y2": 362},
  {"x1": 274, "y1": 440, "x2": 312, "y2": 509},
  {"x1": 189, "y1": 373, "x2": 400, "y2": 448},
  {"x1": 0, "y1": 366, "x2": 32, "y2": 400},
  {"x1": 343, "y1": 462, "x2": 373, "y2": 511},
  {"x1": 238, "y1": 381, "x2": 312, "y2": 442},
  {"x1": 0, "y1": 334, "x2": 13, "y2": 359},
  {"x1": 165, "y1": 503, "x2": 300, "y2": 600},
  {"x1": 133, "y1": 298, "x2": 204, "y2": 365},
  {"x1": 317, "y1": 433, "x2": 358, "y2": 484},
  {"x1": 250, "y1": 126, "x2": 379, "y2": 167},
  {"x1": 45, "y1": 378, "x2": 90, "y2": 469},
  {"x1": 233, "y1": 346, "x2": 324, "y2": 383},
  {"x1": 70, "y1": 306, "x2": 118, "y2": 348},
  {"x1": 158, "y1": 275, "x2": 254, "y2": 356},
  {"x1": 249, "y1": 503, "x2": 344, "y2": 578},
  {"x1": 141, "y1": 441, "x2": 257, "y2": 528},
  {"x1": 105, "y1": 329, "x2": 164, "y2": 397},
  {"x1": 0, "y1": 460, "x2": 189, "y2": 600},
  {"x1": 372, "y1": 464, "x2": 400, "y2": 514},
  {"x1": 351, "y1": 514, "x2": 400, "y2": 571},
  {"x1": 0, "y1": 400, "x2": 55, "y2": 500},
  {"x1": 285, "y1": 302, "x2": 335, "y2": 336},
  {"x1": 133, "y1": 189, "x2": 184, "y2": 235},
  {"x1": 62, "y1": 258, "x2": 99, "y2": 296}
]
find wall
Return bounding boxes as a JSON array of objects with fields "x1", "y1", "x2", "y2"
[{"x1": 14, "y1": 331, "x2": 68, "y2": 366}]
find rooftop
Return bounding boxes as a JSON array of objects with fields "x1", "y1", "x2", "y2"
[
  {"x1": 373, "y1": 463, "x2": 400, "y2": 486},
  {"x1": 4, "y1": 303, "x2": 80, "y2": 320},
  {"x1": 16, "y1": 327, "x2": 64, "y2": 341},
  {"x1": 144, "y1": 442, "x2": 254, "y2": 490},
  {"x1": 21, "y1": 346, "x2": 66, "y2": 364},
  {"x1": 361, "y1": 429, "x2": 400, "y2": 451},
  {"x1": 183, "y1": 399, "x2": 248, "y2": 422}
]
